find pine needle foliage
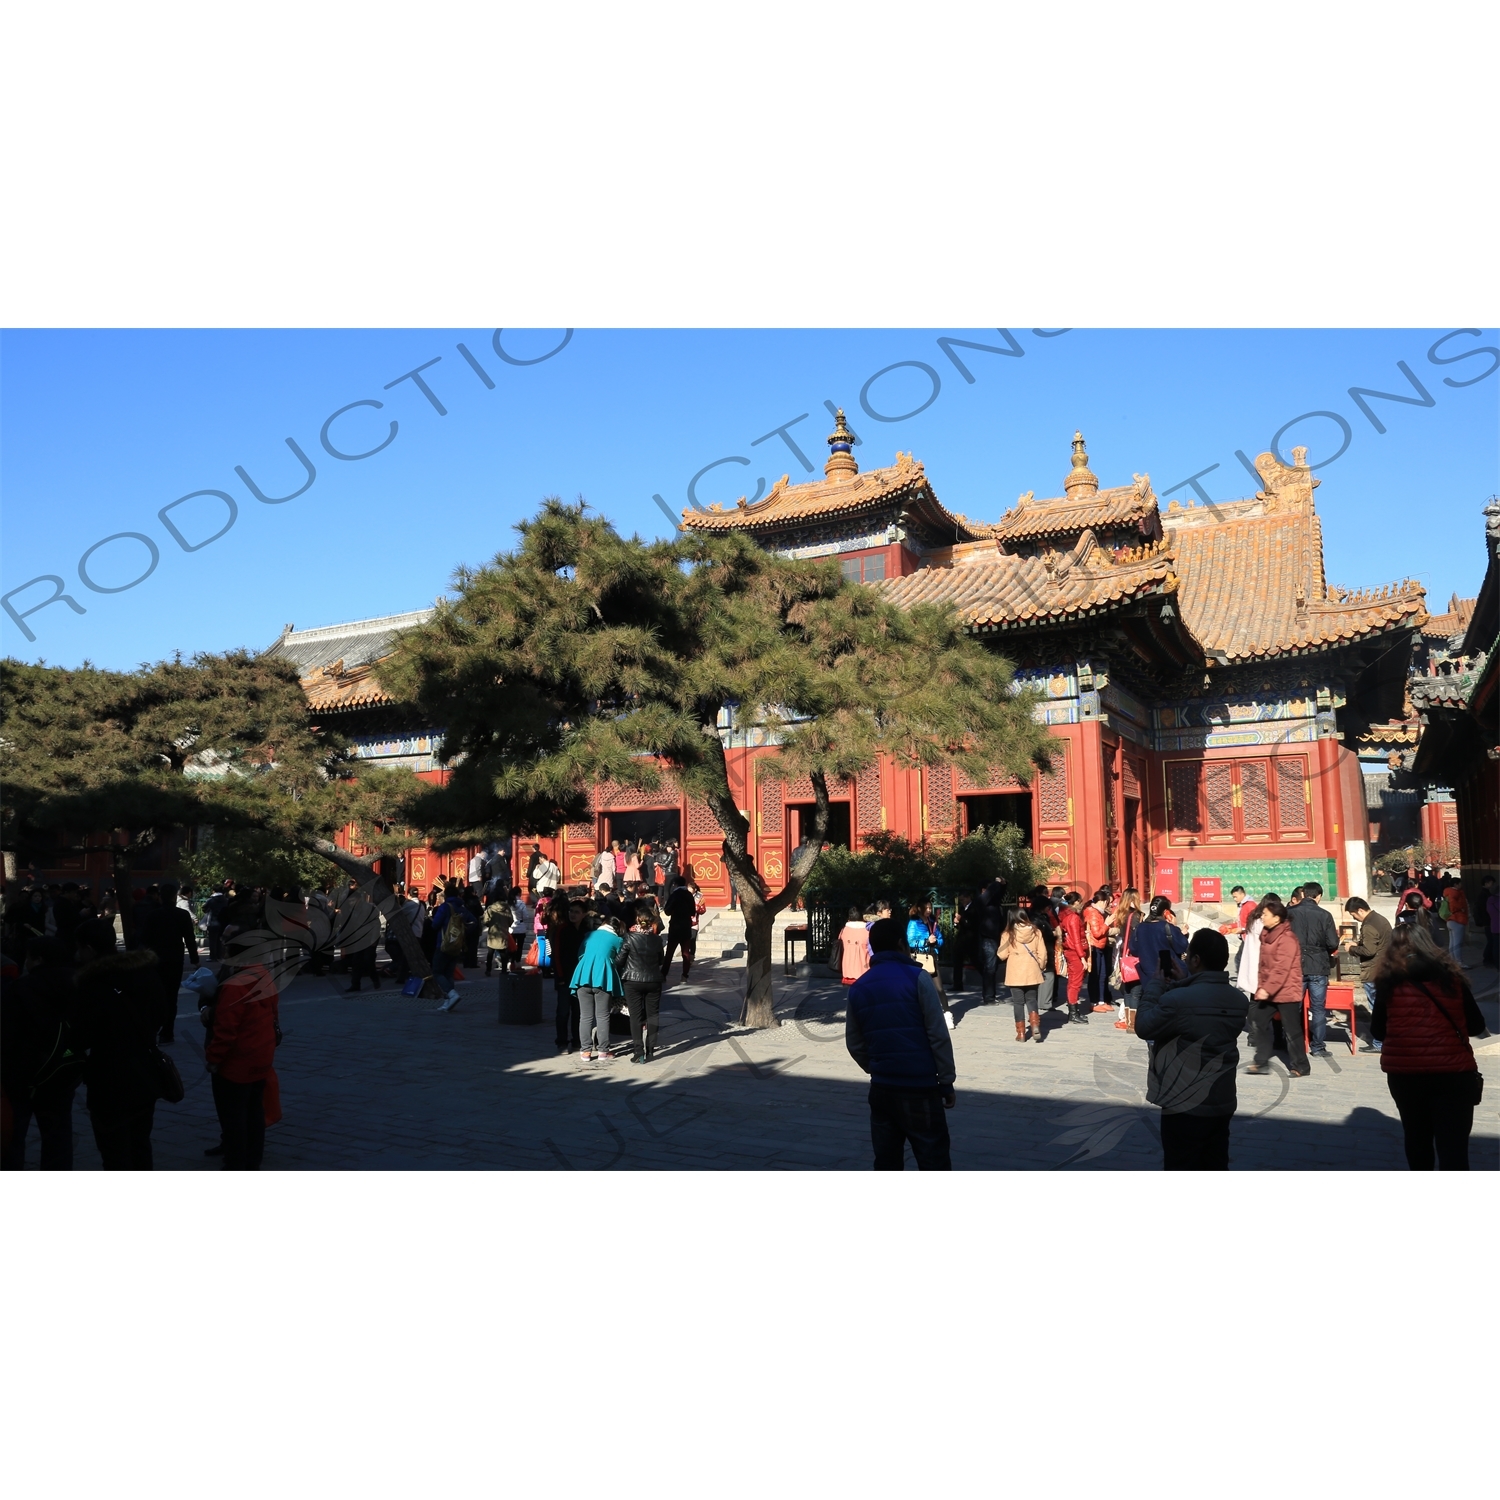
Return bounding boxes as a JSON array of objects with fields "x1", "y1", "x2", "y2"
[{"x1": 384, "y1": 498, "x2": 1053, "y2": 1025}]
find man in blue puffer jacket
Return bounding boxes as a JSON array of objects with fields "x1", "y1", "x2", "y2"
[{"x1": 845, "y1": 918, "x2": 958, "y2": 1170}]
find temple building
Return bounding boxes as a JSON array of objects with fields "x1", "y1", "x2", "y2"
[
  {"x1": 672, "y1": 416, "x2": 1429, "y2": 906},
  {"x1": 253, "y1": 418, "x2": 1442, "y2": 909}
]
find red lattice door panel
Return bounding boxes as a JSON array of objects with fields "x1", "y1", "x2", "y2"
[
  {"x1": 926, "y1": 762, "x2": 956, "y2": 833},
  {"x1": 1274, "y1": 757, "x2": 1310, "y2": 835},
  {"x1": 1238, "y1": 760, "x2": 1272, "y2": 841},
  {"x1": 1166, "y1": 761, "x2": 1204, "y2": 842},
  {"x1": 760, "y1": 778, "x2": 784, "y2": 836},
  {"x1": 857, "y1": 764, "x2": 883, "y2": 834},
  {"x1": 1036, "y1": 746, "x2": 1069, "y2": 828},
  {"x1": 1203, "y1": 762, "x2": 1236, "y2": 842}
]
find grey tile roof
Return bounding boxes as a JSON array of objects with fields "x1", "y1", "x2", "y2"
[{"x1": 262, "y1": 609, "x2": 434, "y2": 674}]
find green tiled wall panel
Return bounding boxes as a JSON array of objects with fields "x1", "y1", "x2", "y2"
[{"x1": 1181, "y1": 857, "x2": 1339, "y2": 901}]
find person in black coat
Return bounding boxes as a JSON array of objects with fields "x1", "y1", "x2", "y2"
[
  {"x1": 621, "y1": 907, "x2": 666, "y2": 1063},
  {"x1": 975, "y1": 879, "x2": 1008, "y2": 1003},
  {"x1": 1286, "y1": 880, "x2": 1340, "y2": 1058},
  {"x1": 73, "y1": 942, "x2": 164, "y2": 1170},
  {"x1": 950, "y1": 890, "x2": 974, "y2": 992},
  {"x1": 201, "y1": 880, "x2": 235, "y2": 959},
  {"x1": 0, "y1": 937, "x2": 83, "y2": 1170},
  {"x1": 462, "y1": 886, "x2": 484, "y2": 969},
  {"x1": 4, "y1": 886, "x2": 50, "y2": 968},
  {"x1": 1135, "y1": 929, "x2": 1250, "y2": 1170},
  {"x1": 74, "y1": 900, "x2": 119, "y2": 960},
  {"x1": 137, "y1": 883, "x2": 200, "y2": 1044},
  {"x1": 547, "y1": 900, "x2": 588, "y2": 1055}
]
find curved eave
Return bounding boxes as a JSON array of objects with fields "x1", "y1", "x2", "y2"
[
  {"x1": 959, "y1": 580, "x2": 1170, "y2": 632},
  {"x1": 1212, "y1": 612, "x2": 1425, "y2": 664}
]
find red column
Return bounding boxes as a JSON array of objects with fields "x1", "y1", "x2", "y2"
[
  {"x1": 1314, "y1": 734, "x2": 1346, "y2": 896},
  {"x1": 1073, "y1": 719, "x2": 1108, "y2": 893}
]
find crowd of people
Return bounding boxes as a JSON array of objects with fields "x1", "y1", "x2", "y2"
[
  {"x1": 837, "y1": 872, "x2": 1491, "y2": 1171},
  {"x1": 0, "y1": 840, "x2": 705, "y2": 1168},
  {"x1": 1, "y1": 876, "x2": 292, "y2": 1171},
  {"x1": 1, "y1": 851, "x2": 1491, "y2": 1173}
]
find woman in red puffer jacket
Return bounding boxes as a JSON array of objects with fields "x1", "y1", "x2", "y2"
[
  {"x1": 1371, "y1": 924, "x2": 1486, "y2": 1170},
  {"x1": 1246, "y1": 896, "x2": 1310, "y2": 1077},
  {"x1": 203, "y1": 960, "x2": 279, "y2": 1170}
]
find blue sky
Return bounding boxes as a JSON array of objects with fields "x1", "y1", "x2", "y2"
[{"x1": 2, "y1": 327, "x2": 1495, "y2": 668}]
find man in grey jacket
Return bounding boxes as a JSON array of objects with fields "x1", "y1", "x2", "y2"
[{"x1": 1134, "y1": 928, "x2": 1250, "y2": 1170}]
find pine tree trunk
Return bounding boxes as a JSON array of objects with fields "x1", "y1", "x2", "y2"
[
  {"x1": 741, "y1": 896, "x2": 776, "y2": 1029},
  {"x1": 706, "y1": 756, "x2": 831, "y2": 1030}
]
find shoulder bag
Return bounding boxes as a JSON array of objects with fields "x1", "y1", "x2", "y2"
[
  {"x1": 151, "y1": 1044, "x2": 186, "y2": 1104},
  {"x1": 1118, "y1": 915, "x2": 1140, "y2": 984}
]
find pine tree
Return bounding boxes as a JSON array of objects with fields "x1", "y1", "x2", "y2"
[
  {"x1": 1, "y1": 651, "x2": 434, "y2": 983},
  {"x1": 383, "y1": 499, "x2": 1052, "y2": 1027}
]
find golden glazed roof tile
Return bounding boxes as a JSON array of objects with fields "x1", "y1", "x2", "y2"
[
  {"x1": 300, "y1": 658, "x2": 399, "y2": 712},
  {"x1": 879, "y1": 534, "x2": 1175, "y2": 628},
  {"x1": 991, "y1": 477, "x2": 1160, "y2": 544},
  {"x1": 1421, "y1": 594, "x2": 1477, "y2": 639},
  {"x1": 679, "y1": 451, "x2": 988, "y2": 543},
  {"x1": 1165, "y1": 506, "x2": 1426, "y2": 660}
]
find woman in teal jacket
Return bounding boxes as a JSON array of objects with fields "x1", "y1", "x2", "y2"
[
  {"x1": 906, "y1": 901, "x2": 953, "y2": 1029},
  {"x1": 570, "y1": 920, "x2": 624, "y2": 1063}
]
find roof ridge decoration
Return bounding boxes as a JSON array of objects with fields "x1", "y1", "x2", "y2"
[
  {"x1": 825, "y1": 407, "x2": 858, "y2": 480},
  {"x1": 1064, "y1": 431, "x2": 1099, "y2": 500},
  {"x1": 273, "y1": 607, "x2": 435, "y2": 641},
  {"x1": 1253, "y1": 447, "x2": 1318, "y2": 513},
  {"x1": 991, "y1": 435, "x2": 1160, "y2": 546},
  {"x1": 1324, "y1": 579, "x2": 1426, "y2": 610}
]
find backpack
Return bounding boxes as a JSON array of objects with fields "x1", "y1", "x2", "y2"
[
  {"x1": 441, "y1": 908, "x2": 466, "y2": 955},
  {"x1": 1437, "y1": 896, "x2": 1451, "y2": 921}
]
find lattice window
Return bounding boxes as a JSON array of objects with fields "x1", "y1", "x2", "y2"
[
  {"x1": 1168, "y1": 762, "x2": 1203, "y2": 836},
  {"x1": 926, "y1": 762, "x2": 955, "y2": 829},
  {"x1": 1205, "y1": 762, "x2": 1235, "y2": 834},
  {"x1": 1037, "y1": 750, "x2": 1069, "y2": 827},
  {"x1": 1122, "y1": 757, "x2": 1142, "y2": 800},
  {"x1": 760, "y1": 777, "x2": 784, "y2": 836},
  {"x1": 687, "y1": 800, "x2": 721, "y2": 839},
  {"x1": 565, "y1": 822, "x2": 595, "y2": 841},
  {"x1": 956, "y1": 763, "x2": 1027, "y2": 793},
  {"x1": 599, "y1": 784, "x2": 645, "y2": 809},
  {"x1": 857, "y1": 764, "x2": 883, "y2": 832},
  {"x1": 1276, "y1": 758, "x2": 1309, "y2": 830},
  {"x1": 595, "y1": 774, "x2": 679, "y2": 810},
  {"x1": 1239, "y1": 761, "x2": 1271, "y2": 832}
]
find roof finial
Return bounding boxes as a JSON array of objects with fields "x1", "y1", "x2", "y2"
[
  {"x1": 1064, "y1": 430, "x2": 1098, "y2": 499},
  {"x1": 824, "y1": 407, "x2": 859, "y2": 481}
]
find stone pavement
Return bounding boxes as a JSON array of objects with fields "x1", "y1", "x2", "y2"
[{"x1": 22, "y1": 911, "x2": 1500, "y2": 1171}]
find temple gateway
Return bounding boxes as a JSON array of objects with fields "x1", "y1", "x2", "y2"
[{"x1": 264, "y1": 414, "x2": 1435, "y2": 909}]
